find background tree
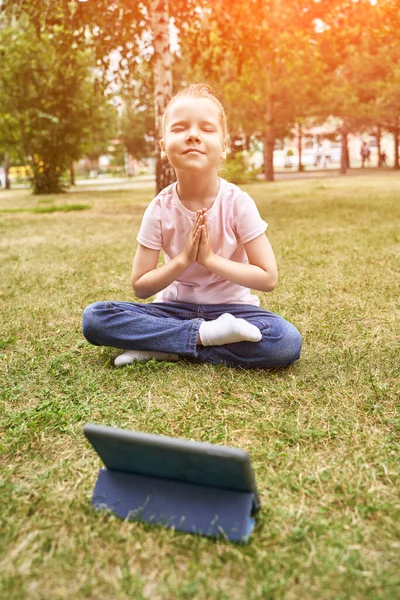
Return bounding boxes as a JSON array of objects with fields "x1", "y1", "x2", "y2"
[
  {"x1": 0, "y1": 114, "x2": 19, "y2": 189},
  {"x1": 1, "y1": 0, "x2": 177, "y2": 192},
  {"x1": 2, "y1": 0, "x2": 399, "y2": 188},
  {"x1": 150, "y1": 0, "x2": 176, "y2": 192},
  {"x1": 312, "y1": 0, "x2": 400, "y2": 173},
  {"x1": 70, "y1": 0, "x2": 177, "y2": 191},
  {"x1": 120, "y1": 71, "x2": 156, "y2": 163},
  {"x1": 371, "y1": 0, "x2": 400, "y2": 169},
  {"x1": 72, "y1": 0, "x2": 179, "y2": 191},
  {"x1": 78, "y1": 101, "x2": 120, "y2": 181},
  {"x1": 0, "y1": 20, "x2": 112, "y2": 193},
  {"x1": 175, "y1": 0, "x2": 327, "y2": 181}
]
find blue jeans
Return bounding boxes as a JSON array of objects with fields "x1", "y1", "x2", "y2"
[{"x1": 82, "y1": 301, "x2": 302, "y2": 369}]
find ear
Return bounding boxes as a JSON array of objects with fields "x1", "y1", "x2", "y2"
[
  {"x1": 160, "y1": 139, "x2": 167, "y2": 159},
  {"x1": 221, "y1": 140, "x2": 227, "y2": 160}
]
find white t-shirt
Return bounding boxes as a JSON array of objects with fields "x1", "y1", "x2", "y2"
[{"x1": 136, "y1": 178, "x2": 268, "y2": 306}]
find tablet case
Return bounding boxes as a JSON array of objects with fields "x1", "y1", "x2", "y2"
[{"x1": 84, "y1": 424, "x2": 259, "y2": 543}]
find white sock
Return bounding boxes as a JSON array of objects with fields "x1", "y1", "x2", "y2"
[
  {"x1": 198, "y1": 313, "x2": 262, "y2": 346},
  {"x1": 114, "y1": 350, "x2": 179, "y2": 367}
]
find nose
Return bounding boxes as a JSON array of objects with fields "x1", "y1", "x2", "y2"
[{"x1": 185, "y1": 127, "x2": 201, "y2": 142}]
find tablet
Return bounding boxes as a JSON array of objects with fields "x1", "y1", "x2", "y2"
[{"x1": 83, "y1": 423, "x2": 260, "y2": 514}]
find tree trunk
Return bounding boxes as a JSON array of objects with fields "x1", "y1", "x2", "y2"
[
  {"x1": 31, "y1": 158, "x2": 66, "y2": 195},
  {"x1": 4, "y1": 152, "x2": 11, "y2": 189},
  {"x1": 150, "y1": 0, "x2": 176, "y2": 194},
  {"x1": 394, "y1": 128, "x2": 399, "y2": 170},
  {"x1": 70, "y1": 162, "x2": 75, "y2": 186},
  {"x1": 377, "y1": 125, "x2": 382, "y2": 167},
  {"x1": 263, "y1": 95, "x2": 275, "y2": 182},
  {"x1": 345, "y1": 136, "x2": 350, "y2": 169},
  {"x1": 297, "y1": 123, "x2": 303, "y2": 172},
  {"x1": 340, "y1": 121, "x2": 348, "y2": 175}
]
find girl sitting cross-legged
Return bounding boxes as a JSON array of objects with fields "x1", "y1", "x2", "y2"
[{"x1": 82, "y1": 83, "x2": 302, "y2": 369}]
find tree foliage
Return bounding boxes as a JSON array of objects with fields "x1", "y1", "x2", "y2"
[
  {"x1": 174, "y1": 0, "x2": 400, "y2": 177},
  {"x1": 175, "y1": 0, "x2": 330, "y2": 180},
  {"x1": 1, "y1": 0, "x2": 399, "y2": 189},
  {"x1": 309, "y1": 0, "x2": 400, "y2": 171},
  {"x1": 0, "y1": 5, "x2": 115, "y2": 193},
  {"x1": 119, "y1": 67, "x2": 155, "y2": 160}
]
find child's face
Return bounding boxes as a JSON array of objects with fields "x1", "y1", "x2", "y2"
[{"x1": 160, "y1": 97, "x2": 227, "y2": 173}]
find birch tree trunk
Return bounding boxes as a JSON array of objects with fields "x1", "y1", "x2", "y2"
[{"x1": 150, "y1": 0, "x2": 176, "y2": 194}]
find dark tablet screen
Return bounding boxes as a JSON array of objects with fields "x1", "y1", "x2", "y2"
[{"x1": 84, "y1": 424, "x2": 260, "y2": 512}]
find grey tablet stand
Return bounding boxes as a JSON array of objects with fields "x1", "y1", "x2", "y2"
[{"x1": 84, "y1": 424, "x2": 258, "y2": 543}]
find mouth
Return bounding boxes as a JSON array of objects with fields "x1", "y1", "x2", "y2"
[{"x1": 183, "y1": 148, "x2": 204, "y2": 155}]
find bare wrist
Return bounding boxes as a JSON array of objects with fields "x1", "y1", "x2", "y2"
[
  {"x1": 178, "y1": 253, "x2": 191, "y2": 270},
  {"x1": 200, "y1": 252, "x2": 216, "y2": 270}
]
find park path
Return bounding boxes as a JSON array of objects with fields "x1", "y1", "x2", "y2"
[
  {"x1": 2, "y1": 167, "x2": 397, "y2": 194},
  {"x1": 73, "y1": 167, "x2": 398, "y2": 192}
]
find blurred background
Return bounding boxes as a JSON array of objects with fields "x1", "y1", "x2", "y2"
[{"x1": 0, "y1": 0, "x2": 399, "y2": 194}]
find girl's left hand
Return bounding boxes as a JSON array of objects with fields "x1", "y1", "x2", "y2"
[{"x1": 197, "y1": 212, "x2": 214, "y2": 267}]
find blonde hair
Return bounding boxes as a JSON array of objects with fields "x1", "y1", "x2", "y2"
[{"x1": 162, "y1": 83, "x2": 228, "y2": 138}]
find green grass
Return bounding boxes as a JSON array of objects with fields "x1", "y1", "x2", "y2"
[
  {"x1": 1, "y1": 174, "x2": 399, "y2": 600},
  {"x1": 0, "y1": 203, "x2": 91, "y2": 214}
]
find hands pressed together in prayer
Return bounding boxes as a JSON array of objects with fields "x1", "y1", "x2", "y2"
[
  {"x1": 182, "y1": 209, "x2": 214, "y2": 268},
  {"x1": 132, "y1": 203, "x2": 277, "y2": 300}
]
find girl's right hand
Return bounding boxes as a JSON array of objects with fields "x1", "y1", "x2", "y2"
[{"x1": 181, "y1": 209, "x2": 205, "y2": 266}]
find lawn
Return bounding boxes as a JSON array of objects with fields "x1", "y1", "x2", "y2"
[{"x1": 0, "y1": 173, "x2": 399, "y2": 600}]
